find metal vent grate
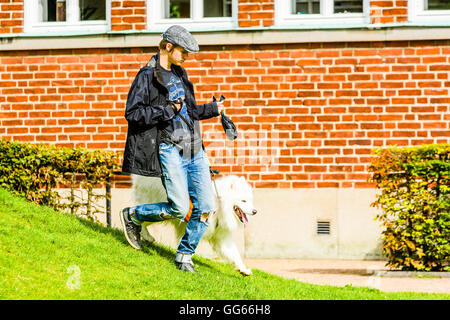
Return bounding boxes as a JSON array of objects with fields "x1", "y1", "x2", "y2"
[{"x1": 317, "y1": 221, "x2": 331, "y2": 235}]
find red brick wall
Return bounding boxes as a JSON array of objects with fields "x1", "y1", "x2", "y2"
[
  {"x1": 1, "y1": 1, "x2": 449, "y2": 189},
  {"x1": 0, "y1": 48, "x2": 153, "y2": 148},
  {"x1": 238, "y1": 0, "x2": 274, "y2": 27},
  {"x1": 370, "y1": 0, "x2": 408, "y2": 24},
  {"x1": 111, "y1": 0, "x2": 147, "y2": 31},
  {"x1": 1, "y1": 41, "x2": 449, "y2": 188},
  {"x1": 0, "y1": 0, "x2": 23, "y2": 34}
]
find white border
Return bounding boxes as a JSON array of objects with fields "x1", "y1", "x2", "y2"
[
  {"x1": 275, "y1": 0, "x2": 370, "y2": 26},
  {"x1": 409, "y1": 0, "x2": 450, "y2": 23},
  {"x1": 147, "y1": 0, "x2": 238, "y2": 31},
  {"x1": 24, "y1": 0, "x2": 110, "y2": 34}
]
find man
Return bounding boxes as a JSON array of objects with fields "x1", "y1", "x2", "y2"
[{"x1": 120, "y1": 25, "x2": 224, "y2": 273}]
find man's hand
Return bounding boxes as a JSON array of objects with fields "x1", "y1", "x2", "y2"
[
  {"x1": 170, "y1": 99, "x2": 183, "y2": 113},
  {"x1": 217, "y1": 101, "x2": 225, "y2": 114}
]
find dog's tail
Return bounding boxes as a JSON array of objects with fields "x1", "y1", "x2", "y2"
[{"x1": 131, "y1": 174, "x2": 167, "y2": 205}]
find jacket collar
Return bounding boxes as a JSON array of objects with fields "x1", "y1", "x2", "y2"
[
  {"x1": 147, "y1": 52, "x2": 184, "y2": 87},
  {"x1": 147, "y1": 53, "x2": 195, "y2": 110}
]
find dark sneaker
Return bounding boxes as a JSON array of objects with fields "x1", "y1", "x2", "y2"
[
  {"x1": 176, "y1": 262, "x2": 199, "y2": 273},
  {"x1": 120, "y1": 207, "x2": 142, "y2": 250}
]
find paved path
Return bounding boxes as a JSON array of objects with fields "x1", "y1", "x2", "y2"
[{"x1": 244, "y1": 259, "x2": 450, "y2": 294}]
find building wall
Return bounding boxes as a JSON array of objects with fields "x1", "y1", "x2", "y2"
[
  {"x1": 1, "y1": 40, "x2": 449, "y2": 189},
  {"x1": 0, "y1": 0, "x2": 23, "y2": 34},
  {"x1": 1, "y1": 0, "x2": 449, "y2": 258},
  {"x1": 238, "y1": 0, "x2": 274, "y2": 27},
  {"x1": 370, "y1": 0, "x2": 408, "y2": 24},
  {"x1": 111, "y1": 0, "x2": 147, "y2": 31}
]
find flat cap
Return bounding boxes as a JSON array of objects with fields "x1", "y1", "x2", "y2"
[{"x1": 162, "y1": 25, "x2": 199, "y2": 53}]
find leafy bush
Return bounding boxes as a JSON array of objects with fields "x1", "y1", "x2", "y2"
[
  {"x1": 0, "y1": 138, "x2": 120, "y2": 221},
  {"x1": 369, "y1": 144, "x2": 449, "y2": 271}
]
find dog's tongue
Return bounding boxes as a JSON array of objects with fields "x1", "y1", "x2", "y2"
[{"x1": 243, "y1": 214, "x2": 248, "y2": 228}]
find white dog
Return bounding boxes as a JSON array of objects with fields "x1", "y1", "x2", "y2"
[{"x1": 132, "y1": 174, "x2": 257, "y2": 276}]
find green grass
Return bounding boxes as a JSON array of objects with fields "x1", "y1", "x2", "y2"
[{"x1": 0, "y1": 188, "x2": 448, "y2": 300}]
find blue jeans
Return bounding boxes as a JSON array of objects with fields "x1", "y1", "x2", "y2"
[{"x1": 132, "y1": 143, "x2": 216, "y2": 257}]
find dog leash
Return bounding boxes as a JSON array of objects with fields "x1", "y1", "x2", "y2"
[
  {"x1": 209, "y1": 167, "x2": 221, "y2": 202},
  {"x1": 168, "y1": 98, "x2": 226, "y2": 206}
]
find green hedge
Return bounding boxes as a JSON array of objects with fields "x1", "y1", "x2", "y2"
[
  {"x1": 0, "y1": 138, "x2": 120, "y2": 220},
  {"x1": 369, "y1": 144, "x2": 450, "y2": 271}
]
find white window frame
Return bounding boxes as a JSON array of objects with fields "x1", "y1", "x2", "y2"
[
  {"x1": 275, "y1": 0, "x2": 370, "y2": 26},
  {"x1": 147, "y1": 0, "x2": 238, "y2": 31},
  {"x1": 24, "y1": 0, "x2": 110, "y2": 34},
  {"x1": 409, "y1": 0, "x2": 450, "y2": 23}
]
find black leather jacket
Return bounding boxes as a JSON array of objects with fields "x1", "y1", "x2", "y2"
[{"x1": 121, "y1": 53, "x2": 219, "y2": 177}]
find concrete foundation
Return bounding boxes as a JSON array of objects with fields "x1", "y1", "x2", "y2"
[
  {"x1": 76, "y1": 187, "x2": 384, "y2": 260},
  {"x1": 244, "y1": 188, "x2": 383, "y2": 259}
]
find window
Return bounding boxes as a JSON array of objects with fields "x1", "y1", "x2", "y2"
[
  {"x1": 292, "y1": 0, "x2": 363, "y2": 14},
  {"x1": 425, "y1": 0, "x2": 450, "y2": 10},
  {"x1": 148, "y1": 0, "x2": 237, "y2": 31},
  {"x1": 204, "y1": 0, "x2": 232, "y2": 18},
  {"x1": 80, "y1": 0, "x2": 106, "y2": 20},
  {"x1": 409, "y1": 0, "x2": 450, "y2": 23},
  {"x1": 333, "y1": 0, "x2": 363, "y2": 13},
  {"x1": 24, "y1": 0, "x2": 109, "y2": 33},
  {"x1": 292, "y1": 0, "x2": 321, "y2": 14},
  {"x1": 275, "y1": 0, "x2": 369, "y2": 26},
  {"x1": 166, "y1": 0, "x2": 191, "y2": 18}
]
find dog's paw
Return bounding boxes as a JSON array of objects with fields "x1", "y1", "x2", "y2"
[{"x1": 238, "y1": 268, "x2": 253, "y2": 276}]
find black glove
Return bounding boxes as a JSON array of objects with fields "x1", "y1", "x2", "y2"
[{"x1": 213, "y1": 95, "x2": 238, "y2": 141}]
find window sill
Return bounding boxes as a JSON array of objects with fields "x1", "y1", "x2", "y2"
[
  {"x1": 23, "y1": 22, "x2": 109, "y2": 35},
  {"x1": 1, "y1": 23, "x2": 449, "y2": 51},
  {"x1": 148, "y1": 18, "x2": 236, "y2": 32}
]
